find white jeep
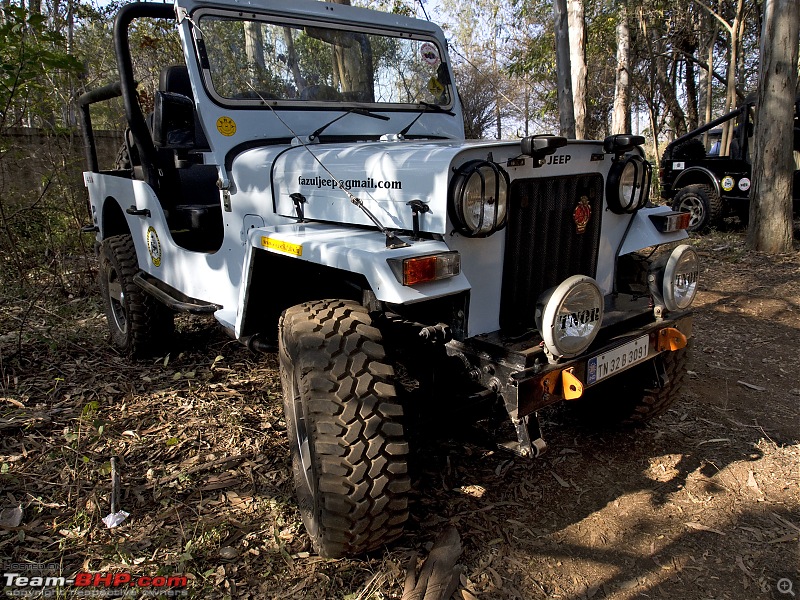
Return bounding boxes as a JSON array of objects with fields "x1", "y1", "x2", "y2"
[{"x1": 79, "y1": 0, "x2": 699, "y2": 558}]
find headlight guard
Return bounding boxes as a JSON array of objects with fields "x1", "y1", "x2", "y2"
[
  {"x1": 448, "y1": 160, "x2": 509, "y2": 237},
  {"x1": 606, "y1": 155, "x2": 651, "y2": 214}
]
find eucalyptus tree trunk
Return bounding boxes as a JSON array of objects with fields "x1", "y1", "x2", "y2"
[
  {"x1": 282, "y1": 28, "x2": 306, "y2": 92},
  {"x1": 747, "y1": 0, "x2": 798, "y2": 253},
  {"x1": 699, "y1": 13, "x2": 718, "y2": 145},
  {"x1": 567, "y1": 0, "x2": 587, "y2": 138},
  {"x1": 326, "y1": 0, "x2": 373, "y2": 100},
  {"x1": 244, "y1": 22, "x2": 265, "y2": 87},
  {"x1": 611, "y1": 0, "x2": 630, "y2": 135},
  {"x1": 553, "y1": 0, "x2": 575, "y2": 138},
  {"x1": 721, "y1": 0, "x2": 745, "y2": 155},
  {"x1": 679, "y1": 12, "x2": 699, "y2": 132}
]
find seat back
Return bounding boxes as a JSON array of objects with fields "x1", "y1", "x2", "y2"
[
  {"x1": 160, "y1": 65, "x2": 193, "y2": 98},
  {"x1": 155, "y1": 65, "x2": 209, "y2": 150}
]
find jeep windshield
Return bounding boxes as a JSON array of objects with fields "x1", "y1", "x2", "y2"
[{"x1": 194, "y1": 11, "x2": 452, "y2": 110}]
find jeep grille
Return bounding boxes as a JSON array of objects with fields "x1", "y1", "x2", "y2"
[{"x1": 500, "y1": 173, "x2": 604, "y2": 335}]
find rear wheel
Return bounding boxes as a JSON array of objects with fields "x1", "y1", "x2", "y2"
[
  {"x1": 279, "y1": 299, "x2": 410, "y2": 558},
  {"x1": 672, "y1": 184, "x2": 722, "y2": 232},
  {"x1": 570, "y1": 346, "x2": 690, "y2": 426},
  {"x1": 98, "y1": 234, "x2": 173, "y2": 357}
]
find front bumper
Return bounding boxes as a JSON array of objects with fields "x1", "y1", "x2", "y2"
[
  {"x1": 514, "y1": 313, "x2": 692, "y2": 417},
  {"x1": 448, "y1": 307, "x2": 693, "y2": 421}
]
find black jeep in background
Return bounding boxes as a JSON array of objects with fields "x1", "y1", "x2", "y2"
[{"x1": 660, "y1": 98, "x2": 800, "y2": 232}]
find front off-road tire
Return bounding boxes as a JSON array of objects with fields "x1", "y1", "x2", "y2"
[
  {"x1": 279, "y1": 299, "x2": 410, "y2": 558},
  {"x1": 571, "y1": 346, "x2": 690, "y2": 426},
  {"x1": 671, "y1": 184, "x2": 722, "y2": 232},
  {"x1": 98, "y1": 234, "x2": 173, "y2": 357}
]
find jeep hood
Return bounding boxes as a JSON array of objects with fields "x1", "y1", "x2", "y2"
[{"x1": 255, "y1": 140, "x2": 513, "y2": 234}]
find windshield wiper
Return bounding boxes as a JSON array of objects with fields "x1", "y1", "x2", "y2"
[
  {"x1": 309, "y1": 108, "x2": 390, "y2": 141},
  {"x1": 398, "y1": 102, "x2": 456, "y2": 137}
]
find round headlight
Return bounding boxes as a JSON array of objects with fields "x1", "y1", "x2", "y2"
[
  {"x1": 663, "y1": 244, "x2": 699, "y2": 311},
  {"x1": 449, "y1": 160, "x2": 508, "y2": 237},
  {"x1": 606, "y1": 155, "x2": 651, "y2": 214},
  {"x1": 536, "y1": 275, "x2": 604, "y2": 359}
]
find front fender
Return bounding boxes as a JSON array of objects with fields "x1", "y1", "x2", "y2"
[
  {"x1": 618, "y1": 206, "x2": 689, "y2": 255},
  {"x1": 673, "y1": 167, "x2": 721, "y2": 197},
  {"x1": 244, "y1": 223, "x2": 470, "y2": 305}
]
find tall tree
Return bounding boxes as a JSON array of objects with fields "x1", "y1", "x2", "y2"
[
  {"x1": 697, "y1": 9, "x2": 719, "y2": 145},
  {"x1": 697, "y1": 0, "x2": 747, "y2": 154},
  {"x1": 567, "y1": 0, "x2": 587, "y2": 138},
  {"x1": 746, "y1": 0, "x2": 798, "y2": 253},
  {"x1": 611, "y1": 0, "x2": 630, "y2": 134},
  {"x1": 553, "y1": 0, "x2": 575, "y2": 137}
]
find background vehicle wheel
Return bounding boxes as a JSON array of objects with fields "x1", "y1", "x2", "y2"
[
  {"x1": 98, "y1": 234, "x2": 174, "y2": 357},
  {"x1": 671, "y1": 184, "x2": 722, "y2": 232},
  {"x1": 279, "y1": 299, "x2": 410, "y2": 558},
  {"x1": 569, "y1": 345, "x2": 690, "y2": 426}
]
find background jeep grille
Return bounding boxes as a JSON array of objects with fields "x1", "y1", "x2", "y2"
[{"x1": 500, "y1": 173, "x2": 604, "y2": 335}]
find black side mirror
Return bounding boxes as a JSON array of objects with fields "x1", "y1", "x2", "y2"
[
  {"x1": 520, "y1": 135, "x2": 567, "y2": 166},
  {"x1": 152, "y1": 91, "x2": 196, "y2": 149},
  {"x1": 603, "y1": 134, "x2": 645, "y2": 154}
]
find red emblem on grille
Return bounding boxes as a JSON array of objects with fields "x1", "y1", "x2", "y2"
[{"x1": 573, "y1": 197, "x2": 591, "y2": 234}]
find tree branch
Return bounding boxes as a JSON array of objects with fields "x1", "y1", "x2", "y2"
[
  {"x1": 667, "y1": 50, "x2": 746, "y2": 101},
  {"x1": 694, "y1": 0, "x2": 734, "y2": 35}
]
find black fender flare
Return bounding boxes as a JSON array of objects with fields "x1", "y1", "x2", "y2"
[{"x1": 673, "y1": 167, "x2": 721, "y2": 197}]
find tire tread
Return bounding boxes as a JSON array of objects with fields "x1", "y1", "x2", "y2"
[{"x1": 279, "y1": 299, "x2": 410, "y2": 558}]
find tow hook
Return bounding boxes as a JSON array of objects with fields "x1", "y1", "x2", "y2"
[
  {"x1": 500, "y1": 414, "x2": 547, "y2": 459},
  {"x1": 418, "y1": 323, "x2": 451, "y2": 344}
]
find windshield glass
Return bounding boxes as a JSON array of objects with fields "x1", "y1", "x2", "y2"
[{"x1": 196, "y1": 13, "x2": 452, "y2": 108}]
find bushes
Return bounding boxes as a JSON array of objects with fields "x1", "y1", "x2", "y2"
[{"x1": 0, "y1": 128, "x2": 114, "y2": 296}]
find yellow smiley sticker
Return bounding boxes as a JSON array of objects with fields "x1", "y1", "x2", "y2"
[{"x1": 216, "y1": 116, "x2": 236, "y2": 137}]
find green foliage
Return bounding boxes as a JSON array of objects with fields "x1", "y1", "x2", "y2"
[
  {"x1": 0, "y1": 5, "x2": 82, "y2": 130},
  {"x1": 0, "y1": 5, "x2": 89, "y2": 293}
]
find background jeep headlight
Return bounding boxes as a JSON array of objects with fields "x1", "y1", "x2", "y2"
[
  {"x1": 662, "y1": 244, "x2": 699, "y2": 311},
  {"x1": 449, "y1": 160, "x2": 508, "y2": 237},
  {"x1": 536, "y1": 275, "x2": 604, "y2": 358},
  {"x1": 606, "y1": 155, "x2": 651, "y2": 214}
]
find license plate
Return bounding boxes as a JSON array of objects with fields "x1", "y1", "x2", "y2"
[{"x1": 587, "y1": 335, "x2": 650, "y2": 385}]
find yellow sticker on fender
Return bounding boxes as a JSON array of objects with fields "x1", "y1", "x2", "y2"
[
  {"x1": 261, "y1": 236, "x2": 302, "y2": 256},
  {"x1": 216, "y1": 116, "x2": 236, "y2": 136}
]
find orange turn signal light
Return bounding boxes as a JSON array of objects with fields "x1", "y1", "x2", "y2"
[
  {"x1": 388, "y1": 252, "x2": 461, "y2": 286},
  {"x1": 649, "y1": 211, "x2": 691, "y2": 233}
]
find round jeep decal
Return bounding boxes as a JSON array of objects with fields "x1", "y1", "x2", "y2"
[
  {"x1": 146, "y1": 226, "x2": 162, "y2": 267},
  {"x1": 216, "y1": 116, "x2": 236, "y2": 137},
  {"x1": 420, "y1": 42, "x2": 439, "y2": 65},
  {"x1": 738, "y1": 177, "x2": 751, "y2": 191},
  {"x1": 721, "y1": 176, "x2": 735, "y2": 192}
]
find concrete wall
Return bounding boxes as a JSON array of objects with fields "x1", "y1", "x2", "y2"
[{"x1": 0, "y1": 128, "x2": 124, "y2": 203}]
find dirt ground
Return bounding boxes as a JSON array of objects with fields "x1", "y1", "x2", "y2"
[{"x1": 1, "y1": 228, "x2": 798, "y2": 599}]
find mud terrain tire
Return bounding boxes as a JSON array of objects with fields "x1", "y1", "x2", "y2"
[
  {"x1": 98, "y1": 234, "x2": 174, "y2": 357},
  {"x1": 571, "y1": 346, "x2": 690, "y2": 426},
  {"x1": 671, "y1": 184, "x2": 722, "y2": 232},
  {"x1": 279, "y1": 299, "x2": 410, "y2": 558}
]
